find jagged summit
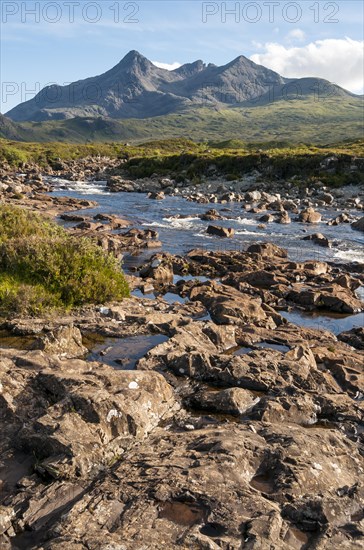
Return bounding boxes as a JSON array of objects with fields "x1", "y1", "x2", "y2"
[{"x1": 6, "y1": 50, "x2": 355, "y2": 122}]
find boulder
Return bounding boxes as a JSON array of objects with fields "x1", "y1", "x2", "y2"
[
  {"x1": 259, "y1": 213, "x2": 274, "y2": 223},
  {"x1": 189, "y1": 281, "x2": 273, "y2": 327},
  {"x1": 200, "y1": 209, "x2": 222, "y2": 221},
  {"x1": 31, "y1": 326, "x2": 87, "y2": 358},
  {"x1": 287, "y1": 284, "x2": 363, "y2": 314},
  {"x1": 327, "y1": 213, "x2": 350, "y2": 226},
  {"x1": 207, "y1": 225, "x2": 234, "y2": 238},
  {"x1": 276, "y1": 211, "x2": 291, "y2": 224},
  {"x1": 190, "y1": 387, "x2": 257, "y2": 415},
  {"x1": 351, "y1": 216, "x2": 364, "y2": 232},
  {"x1": 338, "y1": 327, "x2": 364, "y2": 350},
  {"x1": 302, "y1": 233, "x2": 331, "y2": 247},
  {"x1": 318, "y1": 192, "x2": 334, "y2": 205},
  {"x1": 245, "y1": 190, "x2": 262, "y2": 201},
  {"x1": 148, "y1": 191, "x2": 165, "y2": 200},
  {"x1": 247, "y1": 243, "x2": 287, "y2": 259},
  {"x1": 299, "y1": 208, "x2": 322, "y2": 224}
]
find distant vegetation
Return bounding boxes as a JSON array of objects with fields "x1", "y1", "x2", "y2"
[
  {"x1": 1, "y1": 96, "x2": 363, "y2": 145},
  {"x1": 1, "y1": 136, "x2": 363, "y2": 187},
  {"x1": 0, "y1": 206, "x2": 129, "y2": 316}
]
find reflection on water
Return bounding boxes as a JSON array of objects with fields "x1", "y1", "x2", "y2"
[
  {"x1": 282, "y1": 310, "x2": 364, "y2": 335},
  {"x1": 256, "y1": 342, "x2": 290, "y2": 353},
  {"x1": 0, "y1": 330, "x2": 36, "y2": 350},
  {"x1": 85, "y1": 334, "x2": 168, "y2": 369}
]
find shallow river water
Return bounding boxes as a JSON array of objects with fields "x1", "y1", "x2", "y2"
[{"x1": 50, "y1": 180, "x2": 364, "y2": 267}]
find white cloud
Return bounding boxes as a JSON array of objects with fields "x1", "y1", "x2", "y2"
[
  {"x1": 250, "y1": 38, "x2": 364, "y2": 94},
  {"x1": 286, "y1": 29, "x2": 306, "y2": 42},
  {"x1": 152, "y1": 61, "x2": 182, "y2": 71}
]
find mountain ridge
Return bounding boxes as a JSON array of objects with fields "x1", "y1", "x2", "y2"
[{"x1": 6, "y1": 50, "x2": 358, "y2": 123}]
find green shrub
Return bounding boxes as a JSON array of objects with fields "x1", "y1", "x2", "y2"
[
  {"x1": 0, "y1": 145, "x2": 29, "y2": 166},
  {"x1": 0, "y1": 274, "x2": 61, "y2": 316},
  {"x1": 0, "y1": 206, "x2": 129, "y2": 316},
  {"x1": 0, "y1": 206, "x2": 63, "y2": 242}
]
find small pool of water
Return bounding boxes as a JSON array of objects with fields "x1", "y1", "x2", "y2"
[
  {"x1": 355, "y1": 286, "x2": 364, "y2": 301},
  {"x1": 250, "y1": 473, "x2": 275, "y2": 494},
  {"x1": 131, "y1": 289, "x2": 156, "y2": 300},
  {"x1": 256, "y1": 342, "x2": 290, "y2": 353},
  {"x1": 0, "y1": 330, "x2": 36, "y2": 350},
  {"x1": 131, "y1": 289, "x2": 187, "y2": 304},
  {"x1": 282, "y1": 310, "x2": 364, "y2": 335},
  {"x1": 232, "y1": 346, "x2": 253, "y2": 356},
  {"x1": 160, "y1": 292, "x2": 187, "y2": 304},
  {"x1": 86, "y1": 334, "x2": 168, "y2": 369},
  {"x1": 232, "y1": 342, "x2": 290, "y2": 356},
  {"x1": 158, "y1": 501, "x2": 207, "y2": 526},
  {"x1": 173, "y1": 275, "x2": 211, "y2": 284}
]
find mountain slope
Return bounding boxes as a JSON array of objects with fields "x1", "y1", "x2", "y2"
[
  {"x1": 8, "y1": 96, "x2": 361, "y2": 144},
  {"x1": 0, "y1": 114, "x2": 29, "y2": 140},
  {"x1": 6, "y1": 50, "x2": 357, "y2": 123}
]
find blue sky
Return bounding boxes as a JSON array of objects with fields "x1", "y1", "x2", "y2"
[{"x1": 1, "y1": 0, "x2": 363, "y2": 112}]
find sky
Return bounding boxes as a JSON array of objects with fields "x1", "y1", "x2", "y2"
[{"x1": 1, "y1": 0, "x2": 363, "y2": 113}]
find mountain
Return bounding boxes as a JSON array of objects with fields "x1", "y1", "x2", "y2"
[
  {"x1": 0, "y1": 113, "x2": 28, "y2": 140},
  {"x1": 6, "y1": 50, "x2": 357, "y2": 123}
]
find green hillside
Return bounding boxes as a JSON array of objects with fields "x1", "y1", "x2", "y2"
[{"x1": 3, "y1": 96, "x2": 362, "y2": 145}]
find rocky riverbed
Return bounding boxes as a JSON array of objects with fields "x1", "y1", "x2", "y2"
[{"x1": 0, "y1": 161, "x2": 363, "y2": 549}]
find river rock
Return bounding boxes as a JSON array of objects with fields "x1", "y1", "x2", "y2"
[
  {"x1": 299, "y1": 208, "x2": 322, "y2": 223},
  {"x1": 338, "y1": 327, "x2": 364, "y2": 350},
  {"x1": 0, "y1": 356, "x2": 176, "y2": 481},
  {"x1": 189, "y1": 387, "x2": 257, "y2": 415},
  {"x1": 30, "y1": 326, "x2": 87, "y2": 358},
  {"x1": 247, "y1": 243, "x2": 287, "y2": 259},
  {"x1": 327, "y1": 213, "x2": 350, "y2": 226},
  {"x1": 287, "y1": 284, "x2": 363, "y2": 313},
  {"x1": 259, "y1": 213, "x2": 274, "y2": 223},
  {"x1": 200, "y1": 209, "x2": 222, "y2": 221},
  {"x1": 148, "y1": 191, "x2": 165, "y2": 200},
  {"x1": 276, "y1": 211, "x2": 291, "y2": 224},
  {"x1": 189, "y1": 281, "x2": 273, "y2": 327},
  {"x1": 318, "y1": 192, "x2": 335, "y2": 205},
  {"x1": 351, "y1": 216, "x2": 364, "y2": 232},
  {"x1": 245, "y1": 190, "x2": 262, "y2": 201},
  {"x1": 302, "y1": 233, "x2": 331, "y2": 247},
  {"x1": 207, "y1": 225, "x2": 234, "y2": 238}
]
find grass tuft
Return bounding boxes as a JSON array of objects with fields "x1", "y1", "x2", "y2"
[{"x1": 0, "y1": 206, "x2": 129, "y2": 316}]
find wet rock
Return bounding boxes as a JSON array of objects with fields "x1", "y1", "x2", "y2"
[
  {"x1": 75, "y1": 221, "x2": 103, "y2": 231},
  {"x1": 276, "y1": 211, "x2": 291, "y2": 224},
  {"x1": 94, "y1": 213, "x2": 130, "y2": 228},
  {"x1": 327, "y1": 213, "x2": 350, "y2": 226},
  {"x1": 189, "y1": 281, "x2": 274, "y2": 327},
  {"x1": 247, "y1": 243, "x2": 287, "y2": 259},
  {"x1": 200, "y1": 209, "x2": 222, "y2": 221},
  {"x1": 59, "y1": 213, "x2": 90, "y2": 222},
  {"x1": 287, "y1": 284, "x2": 363, "y2": 313},
  {"x1": 318, "y1": 192, "x2": 335, "y2": 205},
  {"x1": 245, "y1": 190, "x2": 262, "y2": 201},
  {"x1": 302, "y1": 233, "x2": 331, "y2": 247},
  {"x1": 338, "y1": 327, "x2": 364, "y2": 350},
  {"x1": 206, "y1": 225, "x2": 235, "y2": 238},
  {"x1": 30, "y1": 326, "x2": 87, "y2": 358},
  {"x1": 148, "y1": 191, "x2": 165, "y2": 200},
  {"x1": 106, "y1": 176, "x2": 136, "y2": 192},
  {"x1": 140, "y1": 259, "x2": 174, "y2": 283},
  {"x1": 259, "y1": 213, "x2": 274, "y2": 223},
  {"x1": 299, "y1": 208, "x2": 322, "y2": 224},
  {"x1": 351, "y1": 216, "x2": 364, "y2": 232}
]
